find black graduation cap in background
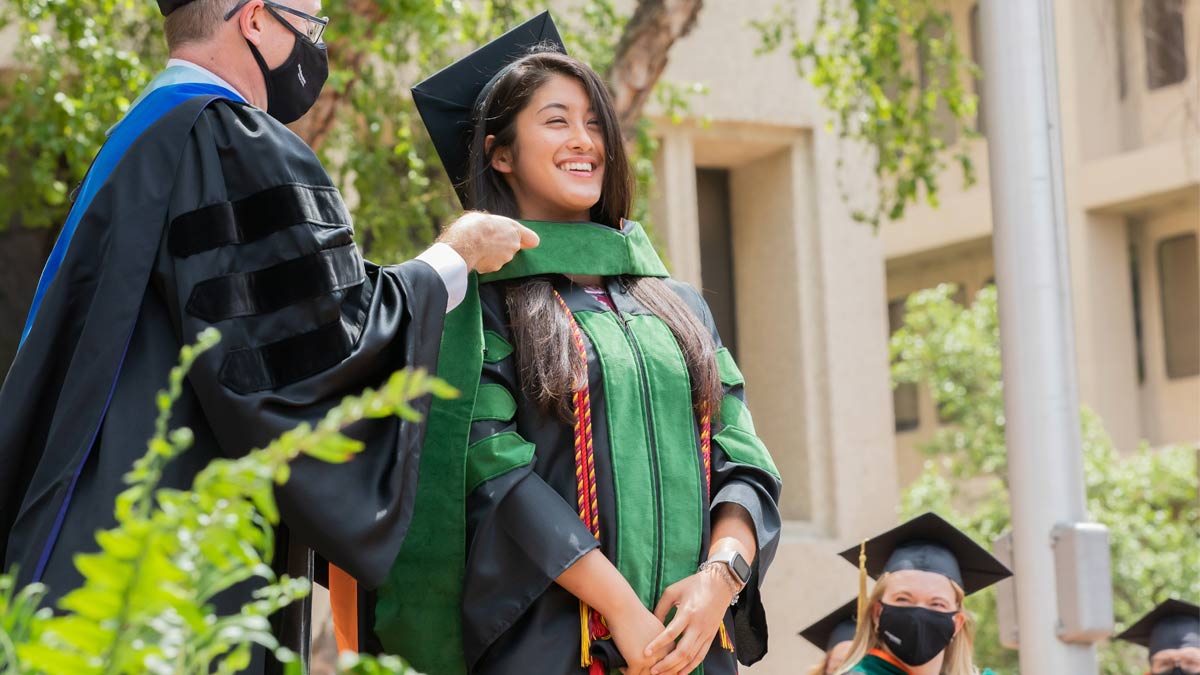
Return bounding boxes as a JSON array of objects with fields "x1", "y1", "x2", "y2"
[
  {"x1": 158, "y1": 0, "x2": 194, "y2": 15},
  {"x1": 1116, "y1": 599, "x2": 1200, "y2": 657},
  {"x1": 838, "y1": 512, "x2": 1012, "y2": 596},
  {"x1": 799, "y1": 598, "x2": 860, "y2": 651},
  {"x1": 411, "y1": 11, "x2": 566, "y2": 207}
]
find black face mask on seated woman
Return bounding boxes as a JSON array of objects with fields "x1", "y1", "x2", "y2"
[
  {"x1": 876, "y1": 603, "x2": 958, "y2": 666},
  {"x1": 833, "y1": 512, "x2": 1015, "y2": 674}
]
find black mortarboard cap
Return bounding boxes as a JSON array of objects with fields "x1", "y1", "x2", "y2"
[
  {"x1": 157, "y1": 0, "x2": 195, "y2": 15},
  {"x1": 1117, "y1": 599, "x2": 1200, "y2": 657},
  {"x1": 799, "y1": 598, "x2": 860, "y2": 651},
  {"x1": 838, "y1": 512, "x2": 1012, "y2": 596},
  {"x1": 411, "y1": 11, "x2": 566, "y2": 206}
]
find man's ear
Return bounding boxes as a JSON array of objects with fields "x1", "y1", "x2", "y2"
[
  {"x1": 239, "y1": 0, "x2": 267, "y2": 46},
  {"x1": 487, "y1": 135, "x2": 514, "y2": 175}
]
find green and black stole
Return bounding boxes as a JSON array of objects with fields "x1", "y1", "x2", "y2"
[{"x1": 374, "y1": 220, "x2": 668, "y2": 675}]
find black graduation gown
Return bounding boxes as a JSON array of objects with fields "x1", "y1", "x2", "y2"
[
  {"x1": 461, "y1": 276, "x2": 782, "y2": 674},
  {"x1": 0, "y1": 96, "x2": 446, "y2": 672}
]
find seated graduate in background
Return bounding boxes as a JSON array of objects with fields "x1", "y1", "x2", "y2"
[
  {"x1": 1116, "y1": 599, "x2": 1200, "y2": 675},
  {"x1": 365, "y1": 12, "x2": 782, "y2": 675},
  {"x1": 833, "y1": 512, "x2": 1012, "y2": 675},
  {"x1": 800, "y1": 598, "x2": 860, "y2": 675}
]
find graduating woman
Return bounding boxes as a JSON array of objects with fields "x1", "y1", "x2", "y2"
[
  {"x1": 833, "y1": 513, "x2": 1012, "y2": 675},
  {"x1": 371, "y1": 12, "x2": 782, "y2": 675}
]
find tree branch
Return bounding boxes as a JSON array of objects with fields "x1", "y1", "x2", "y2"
[{"x1": 607, "y1": 0, "x2": 703, "y2": 139}]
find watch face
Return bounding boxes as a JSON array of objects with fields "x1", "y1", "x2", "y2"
[{"x1": 730, "y1": 553, "x2": 752, "y2": 584}]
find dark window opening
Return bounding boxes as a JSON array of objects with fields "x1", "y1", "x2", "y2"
[
  {"x1": 1142, "y1": 0, "x2": 1188, "y2": 89},
  {"x1": 889, "y1": 297, "x2": 920, "y2": 432},
  {"x1": 696, "y1": 168, "x2": 739, "y2": 359},
  {"x1": 936, "y1": 283, "x2": 969, "y2": 424},
  {"x1": 1129, "y1": 239, "x2": 1146, "y2": 383},
  {"x1": 1115, "y1": 0, "x2": 1129, "y2": 99},
  {"x1": 917, "y1": 16, "x2": 959, "y2": 146},
  {"x1": 1158, "y1": 233, "x2": 1199, "y2": 379},
  {"x1": 969, "y1": 4, "x2": 986, "y2": 135}
]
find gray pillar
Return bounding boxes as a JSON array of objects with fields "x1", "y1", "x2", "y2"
[{"x1": 978, "y1": 1, "x2": 1101, "y2": 673}]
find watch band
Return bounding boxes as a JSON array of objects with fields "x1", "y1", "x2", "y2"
[
  {"x1": 700, "y1": 550, "x2": 751, "y2": 605},
  {"x1": 699, "y1": 559, "x2": 742, "y2": 594},
  {"x1": 704, "y1": 549, "x2": 752, "y2": 586}
]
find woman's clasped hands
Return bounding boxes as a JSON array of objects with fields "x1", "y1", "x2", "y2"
[{"x1": 612, "y1": 564, "x2": 739, "y2": 675}]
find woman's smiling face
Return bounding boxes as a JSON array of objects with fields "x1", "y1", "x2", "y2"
[{"x1": 488, "y1": 73, "x2": 605, "y2": 222}]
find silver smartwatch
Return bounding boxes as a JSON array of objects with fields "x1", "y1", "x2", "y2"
[{"x1": 700, "y1": 550, "x2": 751, "y2": 599}]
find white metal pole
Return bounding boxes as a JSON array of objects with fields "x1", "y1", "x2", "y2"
[{"x1": 978, "y1": 1, "x2": 1100, "y2": 673}]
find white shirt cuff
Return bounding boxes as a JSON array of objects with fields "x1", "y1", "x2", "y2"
[{"x1": 416, "y1": 242, "x2": 468, "y2": 313}]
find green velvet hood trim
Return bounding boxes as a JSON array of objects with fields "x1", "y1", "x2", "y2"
[
  {"x1": 480, "y1": 219, "x2": 668, "y2": 282},
  {"x1": 376, "y1": 219, "x2": 665, "y2": 674}
]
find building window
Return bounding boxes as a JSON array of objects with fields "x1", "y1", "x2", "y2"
[
  {"x1": 1142, "y1": 0, "x2": 1188, "y2": 90},
  {"x1": 935, "y1": 283, "x2": 969, "y2": 424},
  {"x1": 969, "y1": 3, "x2": 986, "y2": 135},
  {"x1": 1129, "y1": 239, "x2": 1146, "y2": 383},
  {"x1": 1115, "y1": 0, "x2": 1129, "y2": 99},
  {"x1": 889, "y1": 298, "x2": 920, "y2": 432},
  {"x1": 917, "y1": 15, "x2": 959, "y2": 146},
  {"x1": 696, "y1": 168, "x2": 739, "y2": 359},
  {"x1": 1157, "y1": 233, "x2": 1199, "y2": 379}
]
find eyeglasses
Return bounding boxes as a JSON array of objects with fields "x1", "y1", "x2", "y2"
[{"x1": 224, "y1": 0, "x2": 329, "y2": 45}]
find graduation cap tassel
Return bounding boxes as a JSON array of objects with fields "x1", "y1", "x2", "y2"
[
  {"x1": 856, "y1": 539, "x2": 869, "y2": 631},
  {"x1": 579, "y1": 602, "x2": 594, "y2": 669},
  {"x1": 719, "y1": 622, "x2": 734, "y2": 651}
]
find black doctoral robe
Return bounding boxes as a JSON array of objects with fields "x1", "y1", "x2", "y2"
[{"x1": 0, "y1": 94, "x2": 446, "y2": 673}]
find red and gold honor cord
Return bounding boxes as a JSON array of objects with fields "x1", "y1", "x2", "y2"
[{"x1": 553, "y1": 290, "x2": 732, "y2": 671}]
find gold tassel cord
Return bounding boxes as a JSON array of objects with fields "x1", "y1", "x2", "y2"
[
  {"x1": 579, "y1": 601, "x2": 593, "y2": 668},
  {"x1": 856, "y1": 539, "x2": 868, "y2": 630}
]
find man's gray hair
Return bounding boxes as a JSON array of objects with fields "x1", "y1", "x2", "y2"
[{"x1": 164, "y1": 0, "x2": 241, "y2": 50}]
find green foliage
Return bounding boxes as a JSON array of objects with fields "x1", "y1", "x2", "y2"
[
  {"x1": 0, "y1": 329, "x2": 455, "y2": 674},
  {"x1": 0, "y1": 0, "x2": 164, "y2": 227},
  {"x1": 892, "y1": 284, "x2": 1200, "y2": 675},
  {"x1": 753, "y1": 0, "x2": 979, "y2": 228},
  {"x1": 0, "y1": 0, "x2": 688, "y2": 260}
]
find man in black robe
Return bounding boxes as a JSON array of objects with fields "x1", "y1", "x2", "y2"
[{"x1": 0, "y1": 0, "x2": 537, "y2": 669}]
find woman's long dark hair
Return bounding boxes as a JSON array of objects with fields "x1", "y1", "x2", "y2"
[{"x1": 466, "y1": 49, "x2": 720, "y2": 421}]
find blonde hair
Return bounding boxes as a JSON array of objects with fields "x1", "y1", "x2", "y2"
[
  {"x1": 164, "y1": 0, "x2": 240, "y2": 50},
  {"x1": 834, "y1": 572, "x2": 979, "y2": 675}
]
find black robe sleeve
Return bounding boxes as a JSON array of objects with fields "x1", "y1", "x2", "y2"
[
  {"x1": 155, "y1": 100, "x2": 447, "y2": 590},
  {"x1": 460, "y1": 283, "x2": 600, "y2": 668},
  {"x1": 667, "y1": 280, "x2": 783, "y2": 666}
]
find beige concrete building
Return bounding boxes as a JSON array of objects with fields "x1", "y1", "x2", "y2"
[{"x1": 644, "y1": 1, "x2": 1198, "y2": 672}]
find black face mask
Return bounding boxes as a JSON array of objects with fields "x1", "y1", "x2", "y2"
[
  {"x1": 246, "y1": 7, "x2": 328, "y2": 124},
  {"x1": 876, "y1": 603, "x2": 958, "y2": 667},
  {"x1": 1154, "y1": 667, "x2": 1199, "y2": 675}
]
